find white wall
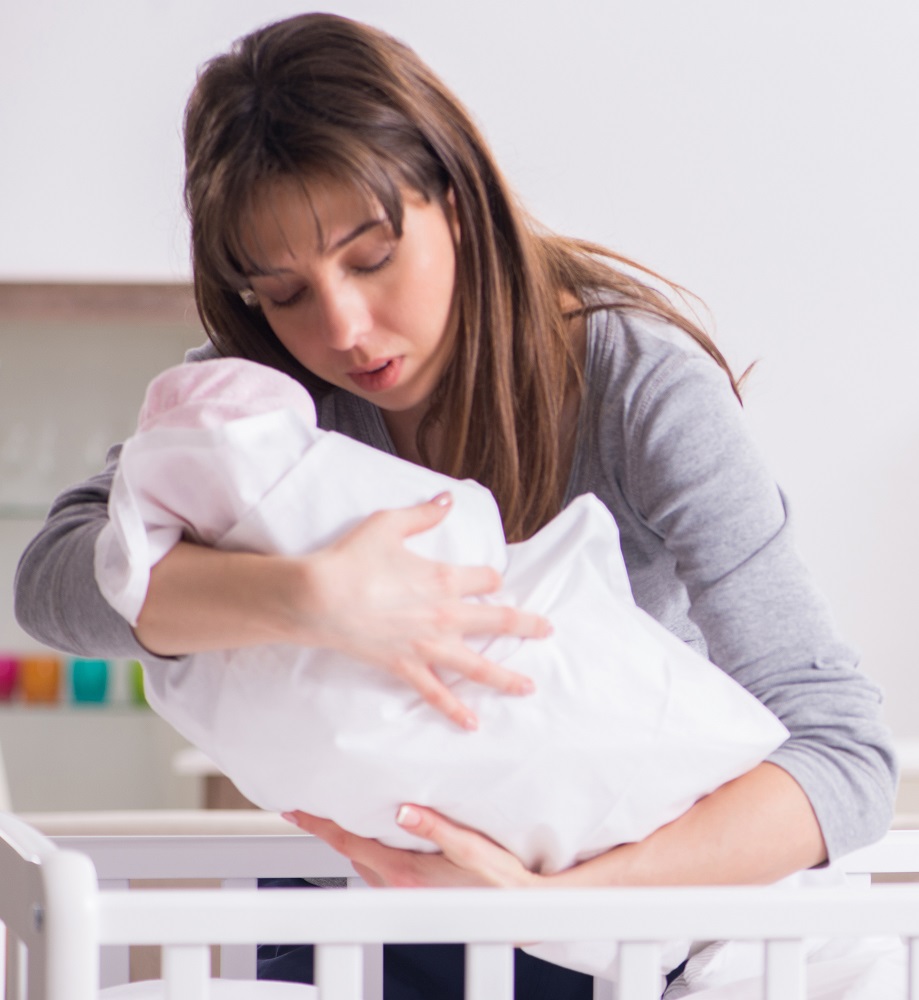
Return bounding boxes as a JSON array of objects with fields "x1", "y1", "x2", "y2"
[{"x1": 2, "y1": 2, "x2": 918, "y2": 734}]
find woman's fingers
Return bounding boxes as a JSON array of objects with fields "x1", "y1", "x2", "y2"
[
  {"x1": 282, "y1": 811, "x2": 439, "y2": 887},
  {"x1": 399, "y1": 658, "x2": 481, "y2": 730},
  {"x1": 305, "y1": 494, "x2": 552, "y2": 727},
  {"x1": 283, "y1": 811, "x2": 363, "y2": 858},
  {"x1": 394, "y1": 804, "x2": 537, "y2": 887},
  {"x1": 335, "y1": 494, "x2": 456, "y2": 570},
  {"x1": 398, "y1": 635, "x2": 540, "y2": 729},
  {"x1": 448, "y1": 594, "x2": 552, "y2": 639},
  {"x1": 282, "y1": 808, "x2": 538, "y2": 889},
  {"x1": 352, "y1": 861, "x2": 386, "y2": 887},
  {"x1": 383, "y1": 491, "x2": 455, "y2": 539},
  {"x1": 412, "y1": 637, "x2": 535, "y2": 694}
]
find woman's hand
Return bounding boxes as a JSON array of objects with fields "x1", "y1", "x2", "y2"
[
  {"x1": 282, "y1": 805, "x2": 541, "y2": 888},
  {"x1": 293, "y1": 493, "x2": 549, "y2": 730},
  {"x1": 135, "y1": 492, "x2": 549, "y2": 730},
  {"x1": 284, "y1": 766, "x2": 826, "y2": 892}
]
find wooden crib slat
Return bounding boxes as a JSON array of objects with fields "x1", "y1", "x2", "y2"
[
  {"x1": 218, "y1": 877, "x2": 257, "y2": 981},
  {"x1": 764, "y1": 940, "x2": 805, "y2": 1000},
  {"x1": 362, "y1": 943, "x2": 384, "y2": 1000},
  {"x1": 98, "y1": 878, "x2": 131, "y2": 990},
  {"x1": 617, "y1": 942, "x2": 661, "y2": 1000},
  {"x1": 6, "y1": 934, "x2": 23, "y2": 1000},
  {"x1": 465, "y1": 943, "x2": 514, "y2": 1000},
  {"x1": 26, "y1": 939, "x2": 45, "y2": 1000},
  {"x1": 315, "y1": 943, "x2": 363, "y2": 1000},
  {"x1": 162, "y1": 944, "x2": 210, "y2": 1000},
  {"x1": 909, "y1": 937, "x2": 919, "y2": 1000},
  {"x1": 592, "y1": 975, "x2": 616, "y2": 1000},
  {"x1": 4, "y1": 932, "x2": 14, "y2": 1000}
]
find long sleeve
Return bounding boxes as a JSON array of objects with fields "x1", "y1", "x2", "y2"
[
  {"x1": 14, "y1": 445, "x2": 174, "y2": 664},
  {"x1": 14, "y1": 342, "x2": 227, "y2": 661},
  {"x1": 576, "y1": 310, "x2": 898, "y2": 860}
]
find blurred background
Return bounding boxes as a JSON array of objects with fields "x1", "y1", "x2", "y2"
[{"x1": 1, "y1": 1, "x2": 917, "y2": 813}]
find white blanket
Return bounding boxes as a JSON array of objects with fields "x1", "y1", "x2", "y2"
[
  {"x1": 95, "y1": 358, "x2": 802, "y2": 989},
  {"x1": 96, "y1": 358, "x2": 788, "y2": 875},
  {"x1": 664, "y1": 868, "x2": 906, "y2": 999}
]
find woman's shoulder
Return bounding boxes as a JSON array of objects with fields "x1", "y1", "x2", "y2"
[
  {"x1": 584, "y1": 306, "x2": 736, "y2": 428},
  {"x1": 185, "y1": 341, "x2": 219, "y2": 363},
  {"x1": 577, "y1": 305, "x2": 755, "y2": 516}
]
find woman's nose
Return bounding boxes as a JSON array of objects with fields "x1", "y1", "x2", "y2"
[{"x1": 317, "y1": 285, "x2": 372, "y2": 352}]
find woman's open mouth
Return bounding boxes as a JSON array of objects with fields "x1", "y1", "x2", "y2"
[{"x1": 347, "y1": 357, "x2": 403, "y2": 393}]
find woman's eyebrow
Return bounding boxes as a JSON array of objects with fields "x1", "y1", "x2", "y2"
[
  {"x1": 328, "y1": 217, "x2": 386, "y2": 252},
  {"x1": 244, "y1": 218, "x2": 387, "y2": 278}
]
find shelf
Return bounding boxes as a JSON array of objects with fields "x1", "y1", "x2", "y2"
[
  {"x1": 0, "y1": 703, "x2": 197, "y2": 811},
  {"x1": 0, "y1": 281, "x2": 195, "y2": 325},
  {"x1": 0, "y1": 702, "x2": 150, "y2": 716}
]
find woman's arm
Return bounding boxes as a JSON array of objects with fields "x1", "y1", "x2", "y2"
[
  {"x1": 283, "y1": 760, "x2": 825, "y2": 889},
  {"x1": 136, "y1": 493, "x2": 548, "y2": 729},
  {"x1": 553, "y1": 761, "x2": 825, "y2": 887},
  {"x1": 14, "y1": 447, "x2": 147, "y2": 659},
  {"x1": 623, "y1": 342, "x2": 897, "y2": 861},
  {"x1": 283, "y1": 321, "x2": 892, "y2": 885},
  {"x1": 16, "y1": 458, "x2": 548, "y2": 729}
]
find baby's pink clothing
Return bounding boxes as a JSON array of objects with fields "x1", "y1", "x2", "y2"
[{"x1": 137, "y1": 357, "x2": 317, "y2": 432}]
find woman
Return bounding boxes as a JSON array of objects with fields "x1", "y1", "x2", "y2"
[{"x1": 15, "y1": 12, "x2": 896, "y2": 999}]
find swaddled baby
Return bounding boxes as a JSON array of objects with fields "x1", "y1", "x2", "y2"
[{"x1": 95, "y1": 357, "x2": 788, "y2": 877}]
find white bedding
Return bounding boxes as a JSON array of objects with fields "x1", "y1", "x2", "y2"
[
  {"x1": 95, "y1": 358, "x2": 788, "y2": 876},
  {"x1": 96, "y1": 357, "x2": 900, "y2": 993}
]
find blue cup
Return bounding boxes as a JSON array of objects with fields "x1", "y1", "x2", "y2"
[{"x1": 71, "y1": 658, "x2": 109, "y2": 703}]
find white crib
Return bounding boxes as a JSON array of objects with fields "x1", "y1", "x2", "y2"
[{"x1": 3, "y1": 810, "x2": 919, "y2": 1000}]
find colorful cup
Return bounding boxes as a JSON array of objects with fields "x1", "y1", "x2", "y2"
[
  {"x1": 71, "y1": 657, "x2": 109, "y2": 703},
  {"x1": 0, "y1": 656, "x2": 18, "y2": 701},
  {"x1": 19, "y1": 654, "x2": 62, "y2": 704},
  {"x1": 128, "y1": 659, "x2": 148, "y2": 707}
]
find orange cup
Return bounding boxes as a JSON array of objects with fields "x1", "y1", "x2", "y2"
[{"x1": 19, "y1": 654, "x2": 62, "y2": 704}]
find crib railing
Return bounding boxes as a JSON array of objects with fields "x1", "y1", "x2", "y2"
[
  {"x1": 97, "y1": 883, "x2": 919, "y2": 1000},
  {"x1": 5, "y1": 812, "x2": 919, "y2": 1000}
]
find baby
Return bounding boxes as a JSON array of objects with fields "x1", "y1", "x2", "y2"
[{"x1": 96, "y1": 357, "x2": 787, "y2": 876}]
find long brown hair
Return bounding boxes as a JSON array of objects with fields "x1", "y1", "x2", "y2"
[{"x1": 183, "y1": 12, "x2": 739, "y2": 542}]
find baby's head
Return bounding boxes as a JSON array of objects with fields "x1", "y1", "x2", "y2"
[{"x1": 138, "y1": 357, "x2": 318, "y2": 432}]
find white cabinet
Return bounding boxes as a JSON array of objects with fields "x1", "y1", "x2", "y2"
[
  {"x1": 0, "y1": 284, "x2": 205, "y2": 811},
  {"x1": 0, "y1": 704, "x2": 198, "y2": 811}
]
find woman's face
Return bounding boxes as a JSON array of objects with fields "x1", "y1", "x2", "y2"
[{"x1": 242, "y1": 176, "x2": 458, "y2": 424}]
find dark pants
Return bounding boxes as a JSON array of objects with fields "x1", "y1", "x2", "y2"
[{"x1": 257, "y1": 878, "x2": 594, "y2": 1000}]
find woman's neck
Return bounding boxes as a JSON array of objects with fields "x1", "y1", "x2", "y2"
[
  {"x1": 383, "y1": 301, "x2": 588, "y2": 476},
  {"x1": 382, "y1": 405, "x2": 435, "y2": 467}
]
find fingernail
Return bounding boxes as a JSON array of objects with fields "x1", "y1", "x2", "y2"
[
  {"x1": 396, "y1": 805, "x2": 422, "y2": 828},
  {"x1": 518, "y1": 677, "x2": 536, "y2": 695},
  {"x1": 462, "y1": 712, "x2": 479, "y2": 731},
  {"x1": 432, "y1": 491, "x2": 452, "y2": 507},
  {"x1": 280, "y1": 812, "x2": 297, "y2": 824}
]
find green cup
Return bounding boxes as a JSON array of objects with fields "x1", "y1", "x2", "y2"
[{"x1": 128, "y1": 659, "x2": 149, "y2": 707}]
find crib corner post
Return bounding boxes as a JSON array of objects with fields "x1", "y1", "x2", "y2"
[{"x1": 465, "y1": 943, "x2": 514, "y2": 1000}]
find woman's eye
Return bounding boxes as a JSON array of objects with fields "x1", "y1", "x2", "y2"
[
  {"x1": 354, "y1": 252, "x2": 393, "y2": 276},
  {"x1": 268, "y1": 288, "x2": 307, "y2": 309}
]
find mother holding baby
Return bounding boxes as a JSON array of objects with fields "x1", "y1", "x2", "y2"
[{"x1": 15, "y1": 12, "x2": 896, "y2": 1000}]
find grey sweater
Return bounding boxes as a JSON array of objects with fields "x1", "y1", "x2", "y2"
[{"x1": 14, "y1": 308, "x2": 897, "y2": 861}]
